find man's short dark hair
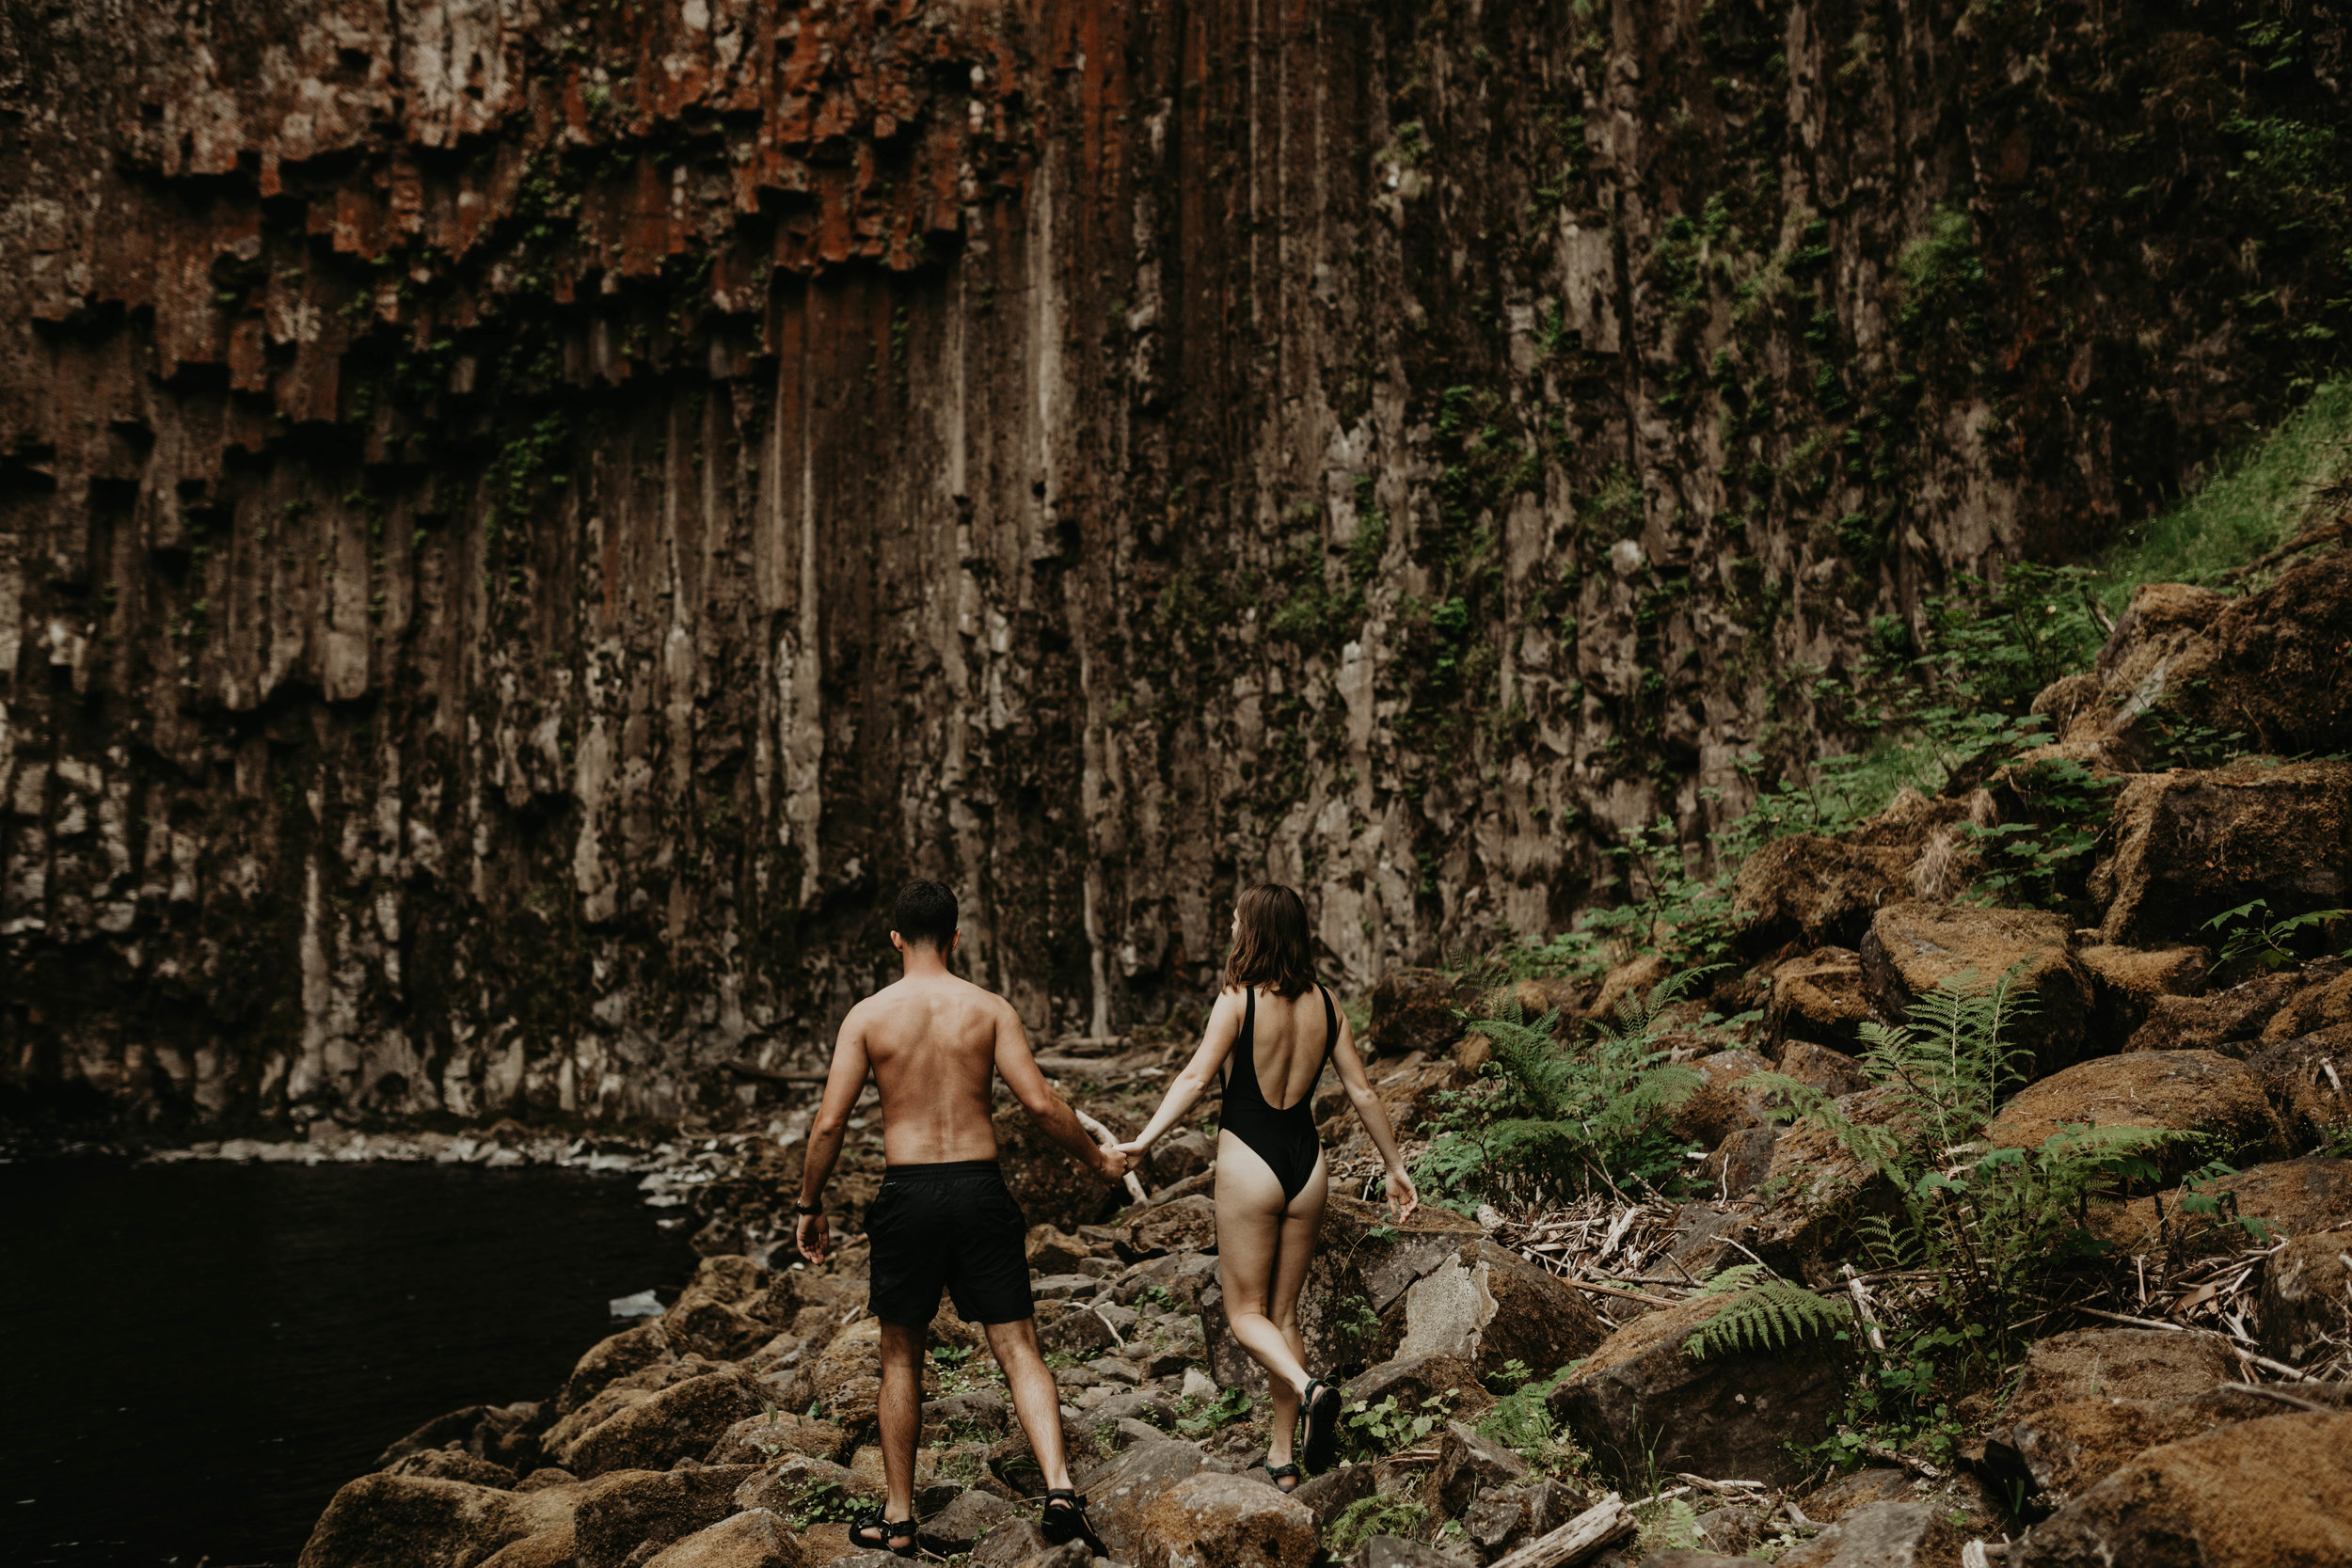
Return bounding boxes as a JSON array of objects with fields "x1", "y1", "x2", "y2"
[{"x1": 891, "y1": 879, "x2": 959, "y2": 950}]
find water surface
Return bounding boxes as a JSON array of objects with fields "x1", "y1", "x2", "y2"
[{"x1": 1, "y1": 1158, "x2": 695, "y2": 1566}]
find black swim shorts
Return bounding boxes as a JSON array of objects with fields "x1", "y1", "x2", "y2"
[{"x1": 866, "y1": 1159, "x2": 1035, "y2": 1327}]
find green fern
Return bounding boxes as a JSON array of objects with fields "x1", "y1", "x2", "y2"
[
  {"x1": 1695, "y1": 1262, "x2": 1771, "y2": 1296},
  {"x1": 1684, "y1": 1279, "x2": 1854, "y2": 1360},
  {"x1": 1422, "y1": 974, "x2": 1714, "y2": 1199}
]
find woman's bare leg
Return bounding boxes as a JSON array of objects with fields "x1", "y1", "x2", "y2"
[
  {"x1": 1216, "y1": 1132, "x2": 1326, "y2": 1460},
  {"x1": 1263, "y1": 1152, "x2": 1327, "y2": 1465}
]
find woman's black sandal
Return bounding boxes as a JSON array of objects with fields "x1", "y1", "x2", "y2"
[
  {"x1": 1300, "y1": 1378, "x2": 1343, "y2": 1474},
  {"x1": 1041, "y1": 1489, "x2": 1106, "y2": 1555},
  {"x1": 1264, "y1": 1461, "x2": 1303, "y2": 1493},
  {"x1": 850, "y1": 1503, "x2": 918, "y2": 1559}
]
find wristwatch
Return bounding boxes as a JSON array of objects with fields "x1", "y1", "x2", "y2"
[{"x1": 795, "y1": 1200, "x2": 822, "y2": 1215}]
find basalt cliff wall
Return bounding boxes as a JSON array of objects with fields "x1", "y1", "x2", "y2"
[{"x1": 2, "y1": 0, "x2": 2346, "y2": 1130}]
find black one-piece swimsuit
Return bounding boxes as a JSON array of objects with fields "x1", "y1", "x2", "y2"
[{"x1": 1219, "y1": 984, "x2": 1339, "y2": 1202}]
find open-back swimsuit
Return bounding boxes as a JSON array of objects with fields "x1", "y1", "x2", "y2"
[{"x1": 1219, "y1": 984, "x2": 1339, "y2": 1202}]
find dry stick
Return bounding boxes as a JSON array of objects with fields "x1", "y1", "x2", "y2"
[
  {"x1": 2217, "y1": 1380, "x2": 2338, "y2": 1414},
  {"x1": 1843, "y1": 1265, "x2": 1889, "y2": 1356},
  {"x1": 1486, "y1": 1494, "x2": 1635, "y2": 1568},
  {"x1": 1072, "y1": 1109, "x2": 1150, "y2": 1204},
  {"x1": 2074, "y1": 1306, "x2": 2320, "y2": 1383},
  {"x1": 1563, "y1": 1276, "x2": 1680, "y2": 1307}
]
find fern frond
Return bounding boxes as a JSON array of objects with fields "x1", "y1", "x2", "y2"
[
  {"x1": 1683, "y1": 1280, "x2": 1853, "y2": 1360},
  {"x1": 1695, "y1": 1263, "x2": 1769, "y2": 1296}
]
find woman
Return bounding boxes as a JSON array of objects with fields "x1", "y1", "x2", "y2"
[{"x1": 1116, "y1": 884, "x2": 1418, "y2": 1484}]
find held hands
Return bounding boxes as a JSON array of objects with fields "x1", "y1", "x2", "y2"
[
  {"x1": 1093, "y1": 1144, "x2": 1134, "y2": 1183},
  {"x1": 1384, "y1": 1166, "x2": 1419, "y2": 1223},
  {"x1": 795, "y1": 1208, "x2": 831, "y2": 1265}
]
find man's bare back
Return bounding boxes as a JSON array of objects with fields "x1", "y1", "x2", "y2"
[{"x1": 843, "y1": 971, "x2": 1031, "y2": 1166}]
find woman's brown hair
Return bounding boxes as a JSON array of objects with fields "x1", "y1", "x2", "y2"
[{"x1": 1224, "y1": 883, "x2": 1318, "y2": 998}]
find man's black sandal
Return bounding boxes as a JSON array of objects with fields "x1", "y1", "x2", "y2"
[
  {"x1": 850, "y1": 1503, "x2": 917, "y2": 1559},
  {"x1": 1264, "y1": 1461, "x2": 1302, "y2": 1492},
  {"x1": 1300, "y1": 1378, "x2": 1343, "y2": 1473},
  {"x1": 1041, "y1": 1490, "x2": 1105, "y2": 1555}
]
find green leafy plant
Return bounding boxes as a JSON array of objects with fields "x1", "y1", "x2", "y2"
[
  {"x1": 1173, "y1": 1385, "x2": 1253, "y2": 1438},
  {"x1": 1415, "y1": 973, "x2": 1713, "y2": 1201},
  {"x1": 2202, "y1": 898, "x2": 2351, "y2": 971},
  {"x1": 1477, "y1": 1365, "x2": 1572, "y2": 1459},
  {"x1": 1344, "y1": 1391, "x2": 1452, "y2": 1456},
  {"x1": 1685, "y1": 1277, "x2": 1852, "y2": 1359},
  {"x1": 1743, "y1": 976, "x2": 2176, "y2": 1456},
  {"x1": 1326, "y1": 1497, "x2": 1432, "y2": 1557}
]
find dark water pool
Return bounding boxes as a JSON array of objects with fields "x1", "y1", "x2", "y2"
[{"x1": 0, "y1": 1158, "x2": 697, "y2": 1567}]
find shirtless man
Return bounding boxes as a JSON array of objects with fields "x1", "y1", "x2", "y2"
[{"x1": 795, "y1": 879, "x2": 1129, "y2": 1558}]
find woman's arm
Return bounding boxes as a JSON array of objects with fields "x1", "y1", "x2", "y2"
[
  {"x1": 1114, "y1": 990, "x2": 1244, "y2": 1155},
  {"x1": 1332, "y1": 1009, "x2": 1419, "y2": 1220}
]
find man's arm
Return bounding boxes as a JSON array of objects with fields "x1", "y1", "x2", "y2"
[
  {"x1": 993, "y1": 998, "x2": 1128, "y2": 1183},
  {"x1": 795, "y1": 1004, "x2": 873, "y2": 1263}
]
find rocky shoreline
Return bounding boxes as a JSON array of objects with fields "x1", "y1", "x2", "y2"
[{"x1": 284, "y1": 563, "x2": 2352, "y2": 1568}]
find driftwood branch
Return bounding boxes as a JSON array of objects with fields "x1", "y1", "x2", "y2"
[
  {"x1": 1562, "y1": 1276, "x2": 1679, "y2": 1307},
  {"x1": 2217, "y1": 1380, "x2": 2336, "y2": 1414},
  {"x1": 1486, "y1": 1494, "x2": 1633, "y2": 1568},
  {"x1": 2074, "y1": 1306, "x2": 2320, "y2": 1383},
  {"x1": 1072, "y1": 1109, "x2": 1150, "y2": 1203}
]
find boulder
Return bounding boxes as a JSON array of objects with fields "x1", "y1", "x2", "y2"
[
  {"x1": 1669, "y1": 1050, "x2": 1775, "y2": 1148},
  {"x1": 2077, "y1": 944, "x2": 2207, "y2": 1041},
  {"x1": 385, "y1": 1449, "x2": 519, "y2": 1488},
  {"x1": 1700, "y1": 1127, "x2": 1776, "y2": 1200},
  {"x1": 560, "y1": 1324, "x2": 680, "y2": 1416},
  {"x1": 1287, "y1": 1462, "x2": 1378, "y2": 1528},
  {"x1": 1349, "y1": 1541, "x2": 1455, "y2": 1568},
  {"x1": 1766, "y1": 949, "x2": 1875, "y2": 1054},
  {"x1": 1733, "y1": 837, "x2": 1914, "y2": 950},
  {"x1": 1038, "y1": 1304, "x2": 1120, "y2": 1358},
  {"x1": 1431, "y1": 1420, "x2": 1529, "y2": 1513},
  {"x1": 1800, "y1": 1468, "x2": 1915, "y2": 1521},
  {"x1": 2011, "y1": 1412, "x2": 2352, "y2": 1567},
  {"x1": 808, "y1": 1319, "x2": 886, "y2": 1430},
  {"x1": 1392, "y1": 1240, "x2": 1610, "y2": 1377},
  {"x1": 993, "y1": 1104, "x2": 1125, "y2": 1232},
  {"x1": 2260, "y1": 1225, "x2": 2352, "y2": 1365},
  {"x1": 297, "y1": 1473, "x2": 574, "y2": 1568},
  {"x1": 570, "y1": 1467, "x2": 762, "y2": 1568},
  {"x1": 1752, "y1": 1087, "x2": 1911, "y2": 1276},
  {"x1": 2256, "y1": 959, "x2": 2352, "y2": 1046},
  {"x1": 969, "y1": 1518, "x2": 1053, "y2": 1568},
  {"x1": 1546, "y1": 1288, "x2": 1850, "y2": 1488},
  {"x1": 1075, "y1": 1436, "x2": 1207, "y2": 1561},
  {"x1": 917, "y1": 1487, "x2": 1021, "y2": 1554},
  {"x1": 1026, "y1": 1225, "x2": 1092, "y2": 1274},
  {"x1": 731, "y1": 1455, "x2": 882, "y2": 1517},
  {"x1": 925, "y1": 1390, "x2": 1014, "y2": 1445},
  {"x1": 705, "y1": 1413, "x2": 849, "y2": 1466},
  {"x1": 1137, "y1": 1472, "x2": 1318, "y2": 1568},
  {"x1": 1459, "y1": 1479, "x2": 1587, "y2": 1554},
  {"x1": 2125, "y1": 970, "x2": 2305, "y2": 1056},
  {"x1": 377, "y1": 1402, "x2": 545, "y2": 1473},
  {"x1": 1146, "y1": 1129, "x2": 1215, "y2": 1189},
  {"x1": 1983, "y1": 1051, "x2": 2287, "y2": 1181},
  {"x1": 641, "y1": 1508, "x2": 803, "y2": 1568},
  {"x1": 667, "y1": 1297, "x2": 781, "y2": 1362},
  {"x1": 1370, "y1": 969, "x2": 1476, "y2": 1057},
  {"x1": 1778, "y1": 1041, "x2": 1869, "y2": 1100},
  {"x1": 2095, "y1": 760, "x2": 2352, "y2": 949},
  {"x1": 2096, "y1": 1156, "x2": 2352, "y2": 1257},
  {"x1": 1982, "y1": 1328, "x2": 2277, "y2": 1504},
  {"x1": 557, "y1": 1370, "x2": 770, "y2": 1478},
  {"x1": 1591, "y1": 953, "x2": 1676, "y2": 1023},
  {"x1": 1775, "y1": 1501, "x2": 1934, "y2": 1568},
  {"x1": 1342, "y1": 1354, "x2": 1496, "y2": 1423},
  {"x1": 2248, "y1": 1024, "x2": 2352, "y2": 1146},
  {"x1": 1860, "y1": 902, "x2": 2090, "y2": 1080},
  {"x1": 1131, "y1": 1195, "x2": 1219, "y2": 1257}
]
